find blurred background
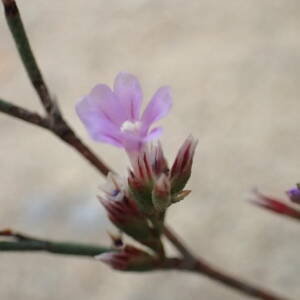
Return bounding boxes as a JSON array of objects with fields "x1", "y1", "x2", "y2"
[{"x1": 1, "y1": 1, "x2": 300, "y2": 299}]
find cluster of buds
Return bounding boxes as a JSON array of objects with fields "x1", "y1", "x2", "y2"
[
  {"x1": 128, "y1": 136, "x2": 198, "y2": 215},
  {"x1": 98, "y1": 174, "x2": 164, "y2": 253},
  {"x1": 97, "y1": 136, "x2": 197, "y2": 269}
]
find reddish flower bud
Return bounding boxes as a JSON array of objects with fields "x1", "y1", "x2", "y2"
[
  {"x1": 96, "y1": 245, "x2": 156, "y2": 271},
  {"x1": 251, "y1": 190, "x2": 300, "y2": 220},
  {"x1": 128, "y1": 151, "x2": 154, "y2": 214},
  {"x1": 170, "y1": 136, "x2": 198, "y2": 194},
  {"x1": 99, "y1": 173, "x2": 161, "y2": 251},
  {"x1": 150, "y1": 141, "x2": 169, "y2": 176},
  {"x1": 152, "y1": 174, "x2": 171, "y2": 212},
  {"x1": 128, "y1": 144, "x2": 168, "y2": 214}
]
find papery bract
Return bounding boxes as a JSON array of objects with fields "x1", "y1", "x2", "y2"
[
  {"x1": 170, "y1": 135, "x2": 198, "y2": 194},
  {"x1": 76, "y1": 72, "x2": 172, "y2": 152},
  {"x1": 99, "y1": 173, "x2": 162, "y2": 251},
  {"x1": 96, "y1": 245, "x2": 155, "y2": 271},
  {"x1": 250, "y1": 189, "x2": 300, "y2": 219}
]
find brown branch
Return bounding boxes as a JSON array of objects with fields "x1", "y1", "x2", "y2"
[
  {"x1": 1, "y1": 0, "x2": 112, "y2": 176},
  {"x1": 162, "y1": 258, "x2": 288, "y2": 300},
  {"x1": 163, "y1": 226, "x2": 289, "y2": 300},
  {"x1": 0, "y1": 229, "x2": 288, "y2": 300},
  {"x1": 0, "y1": 98, "x2": 50, "y2": 128},
  {"x1": 2, "y1": 0, "x2": 56, "y2": 116},
  {"x1": 163, "y1": 225, "x2": 194, "y2": 259}
]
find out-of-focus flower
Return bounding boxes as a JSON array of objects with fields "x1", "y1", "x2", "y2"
[
  {"x1": 76, "y1": 72, "x2": 172, "y2": 152},
  {"x1": 99, "y1": 173, "x2": 162, "y2": 251},
  {"x1": 250, "y1": 189, "x2": 300, "y2": 220},
  {"x1": 170, "y1": 136, "x2": 198, "y2": 194},
  {"x1": 96, "y1": 245, "x2": 156, "y2": 271},
  {"x1": 287, "y1": 185, "x2": 300, "y2": 204}
]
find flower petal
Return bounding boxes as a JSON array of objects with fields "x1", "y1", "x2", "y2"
[
  {"x1": 76, "y1": 89, "x2": 124, "y2": 147},
  {"x1": 144, "y1": 127, "x2": 163, "y2": 141},
  {"x1": 120, "y1": 131, "x2": 144, "y2": 152},
  {"x1": 89, "y1": 84, "x2": 127, "y2": 126},
  {"x1": 141, "y1": 86, "x2": 172, "y2": 131},
  {"x1": 113, "y1": 72, "x2": 143, "y2": 121}
]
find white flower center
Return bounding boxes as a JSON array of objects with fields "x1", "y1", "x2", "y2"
[{"x1": 121, "y1": 120, "x2": 141, "y2": 133}]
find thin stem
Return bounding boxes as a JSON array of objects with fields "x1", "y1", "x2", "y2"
[
  {"x1": 163, "y1": 226, "x2": 288, "y2": 300},
  {"x1": 0, "y1": 98, "x2": 50, "y2": 128},
  {"x1": 2, "y1": 0, "x2": 54, "y2": 116},
  {"x1": 162, "y1": 258, "x2": 288, "y2": 300},
  {"x1": 1, "y1": 0, "x2": 112, "y2": 176},
  {"x1": 163, "y1": 225, "x2": 194, "y2": 259},
  {"x1": 0, "y1": 230, "x2": 110, "y2": 257},
  {"x1": 0, "y1": 98, "x2": 112, "y2": 175},
  {"x1": 0, "y1": 229, "x2": 288, "y2": 300}
]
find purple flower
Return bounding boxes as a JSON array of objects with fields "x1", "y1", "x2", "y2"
[
  {"x1": 287, "y1": 186, "x2": 300, "y2": 204},
  {"x1": 76, "y1": 72, "x2": 172, "y2": 152}
]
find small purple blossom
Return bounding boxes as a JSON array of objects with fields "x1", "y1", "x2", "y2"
[
  {"x1": 76, "y1": 72, "x2": 172, "y2": 152},
  {"x1": 287, "y1": 186, "x2": 300, "y2": 204}
]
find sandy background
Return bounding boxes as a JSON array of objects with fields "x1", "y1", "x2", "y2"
[{"x1": 1, "y1": 1, "x2": 300, "y2": 299}]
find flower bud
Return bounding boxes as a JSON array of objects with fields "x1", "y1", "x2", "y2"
[
  {"x1": 250, "y1": 190, "x2": 300, "y2": 220},
  {"x1": 152, "y1": 174, "x2": 171, "y2": 212},
  {"x1": 96, "y1": 245, "x2": 156, "y2": 271},
  {"x1": 170, "y1": 136, "x2": 198, "y2": 194},
  {"x1": 128, "y1": 151, "x2": 155, "y2": 214},
  {"x1": 151, "y1": 141, "x2": 169, "y2": 176},
  {"x1": 99, "y1": 173, "x2": 161, "y2": 251}
]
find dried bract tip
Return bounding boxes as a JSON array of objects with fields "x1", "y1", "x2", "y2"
[
  {"x1": 172, "y1": 190, "x2": 191, "y2": 203},
  {"x1": 152, "y1": 141, "x2": 169, "y2": 176},
  {"x1": 96, "y1": 245, "x2": 156, "y2": 271},
  {"x1": 170, "y1": 135, "x2": 198, "y2": 194}
]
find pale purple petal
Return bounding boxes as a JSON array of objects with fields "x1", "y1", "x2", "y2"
[
  {"x1": 76, "y1": 99, "x2": 123, "y2": 146},
  {"x1": 121, "y1": 131, "x2": 144, "y2": 151},
  {"x1": 141, "y1": 86, "x2": 172, "y2": 131},
  {"x1": 144, "y1": 127, "x2": 163, "y2": 141},
  {"x1": 88, "y1": 84, "x2": 127, "y2": 126},
  {"x1": 113, "y1": 72, "x2": 143, "y2": 121}
]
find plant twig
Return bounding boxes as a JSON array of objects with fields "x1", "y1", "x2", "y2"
[
  {"x1": 2, "y1": 0, "x2": 55, "y2": 116},
  {"x1": 0, "y1": 229, "x2": 110, "y2": 257},
  {"x1": 162, "y1": 226, "x2": 288, "y2": 300},
  {"x1": 0, "y1": 97, "x2": 112, "y2": 175},
  {"x1": 163, "y1": 225, "x2": 195, "y2": 259},
  {"x1": 1, "y1": 0, "x2": 112, "y2": 176},
  {"x1": 0, "y1": 98, "x2": 50, "y2": 129},
  {"x1": 162, "y1": 258, "x2": 288, "y2": 300},
  {"x1": 0, "y1": 229, "x2": 288, "y2": 300}
]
